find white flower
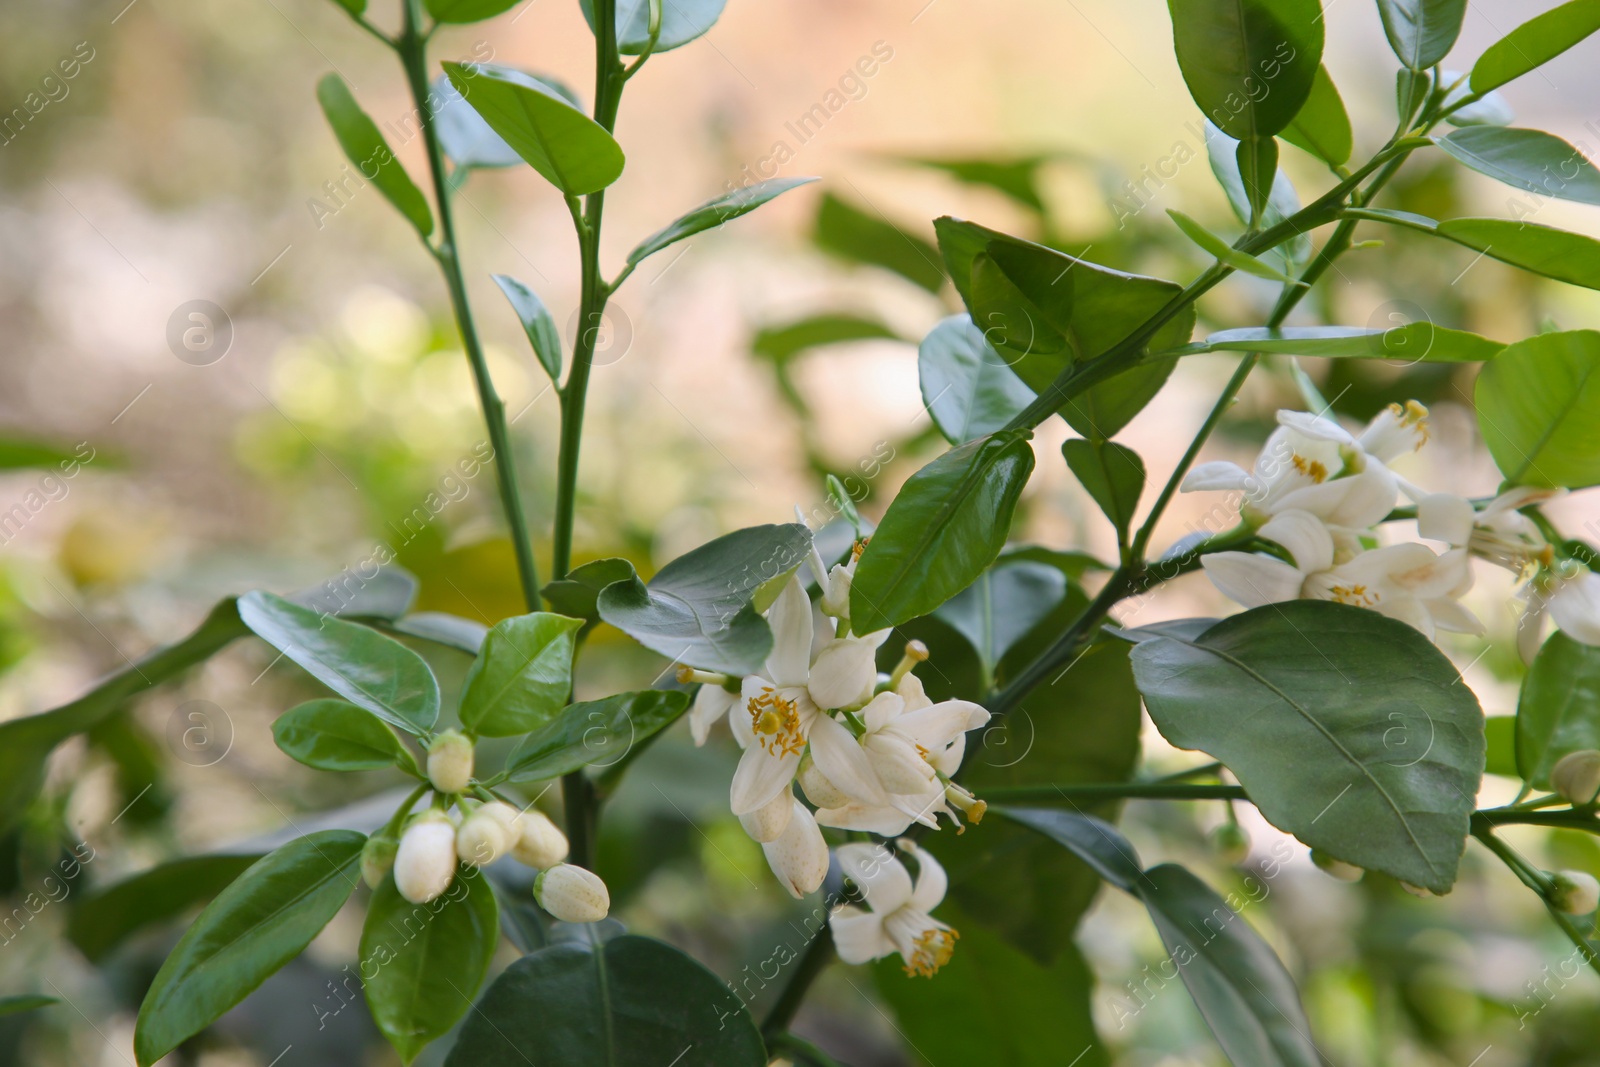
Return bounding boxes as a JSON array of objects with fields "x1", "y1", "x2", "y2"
[
  {"x1": 1520, "y1": 566, "x2": 1600, "y2": 661},
  {"x1": 1416, "y1": 487, "x2": 1557, "y2": 575},
  {"x1": 456, "y1": 801, "x2": 518, "y2": 867},
  {"x1": 728, "y1": 577, "x2": 887, "y2": 816},
  {"x1": 534, "y1": 864, "x2": 610, "y2": 923},
  {"x1": 510, "y1": 808, "x2": 570, "y2": 870},
  {"x1": 394, "y1": 811, "x2": 458, "y2": 904},
  {"x1": 749, "y1": 795, "x2": 829, "y2": 898},
  {"x1": 686, "y1": 678, "x2": 737, "y2": 747},
  {"x1": 1201, "y1": 509, "x2": 1481, "y2": 639},
  {"x1": 1550, "y1": 869, "x2": 1600, "y2": 915},
  {"x1": 831, "y1": 842, "x2": 958, "y2": 977},
  {"x1": 426, "y1": 730, "x2": 474, "y2": 795}
]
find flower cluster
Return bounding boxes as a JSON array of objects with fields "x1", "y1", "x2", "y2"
[
  {"x1": 686, "y1": 539, "x2": 990, "y2": 975},
  {"x1": 1184, "y1": 402, "x2": 1600, "y2": 653}
]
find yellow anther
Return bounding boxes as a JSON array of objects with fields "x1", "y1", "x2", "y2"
[{"x1": 904, "y1": 928, "x2": 959, "y2": 978}]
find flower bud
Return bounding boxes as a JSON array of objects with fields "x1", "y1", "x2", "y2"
[
  {"x1": 739, "y1": 788, "x2": 795, "y2": 844},
  {"x1": 510, "y1": 809, "x2": 570, "y2": 870},
  {"x1": 1208, "y1": 823, "x2": 1250, "y2": 866},
  {"x1": 427, "y1": 730, "x2": 474, "y2": 794},
  {"x1": 1550, "y1": 870, "x2": 1600, "y2": 915},
  {"x1": 797, "y1": 754, "x2": 851, "y2": 810},
  {"x1": 760, "y1": 799, "x2": 828, "y2": 899},
  {"x1": 1552, "y1": 750, "x2": 1600, "y2": 805},
  {"x1": 456, "y1": 802, "x2": 518, "y2": 868},
  {"x1": 394, "y1": 811, "x2": 458, "y2": 904},
  {"x1": 361, "y1": 833, "x2": 398, "y2": 890},
  {"x1": 1310, "y1": 849, "x2": 1363, "y2": 882},
  {"x1": 534, "y1": 864, "x2": 610, "y2": 923}
]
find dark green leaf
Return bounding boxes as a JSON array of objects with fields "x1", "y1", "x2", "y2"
[
  {"x1": 597, "y1": 523, "x2": 812, "y2": 674},
  {"x1": 1475, "y1": 330, "x2": 1600, "y2": 488},
  {"x1": 442, "y1": 932, "x2": 765, "y2": 1066},
  {"x1": 627, "y1": 177, "x2": 817, "y2": 267},
  {"x1": 507, "y1": 689, "x2": 689, "y2": 781},
  {"x1": 389, "y1": 611, "x2": 489, "y2": 655},
  {"x1": 1517, "y1": 632, "x2": 1600, "y2": 787},
  {"x1": 0, "y1": 995, "x2": 56, "y2": 1016},
  {"x1": 998, "y1": 808, "x2": 1144, "y2": 891},
  {"x1": 316, "y1": 74, "x2": 433, "y2": 237},
  {"x1": 493, "y1": 274, "x2": 562, "y2": 382},
  {"x1": 1131, "y1": 603, "x2": 1483, "y2": 892},
  {"x1": 1485, "y1": 715, "x2": 1519, "y2": 778},
  {"x1": 1167, "y1": 208, "x2": 1301, "y2": 284},
  {"x1": 1166, "y1": 0, "x2": 1324, "y2": 139},
  {"x1": 272, "y1": 699, "x2": 418, "y2": 773},
  {"x1": 970, "y1": 252, "x2": 1070, "y2": 355},
  {"x1": 933, "y1": 559, "x2": 1067, "y2": 678},
  {"x1": 1471, "y1": 0, "x2": 1600, "y2": 92},
  {"x1": 1377, "y1": 0, "x2": 1467, "y2": 69},
  {"x1": 239, "y1": 591, "x2": 441, "y2": 735},
  {"x1": 1436, "y1": 126, "x2": 1600, "y2": 207},
  {"x1": 542, "y1": 558, "x2": 638, "y2": 625},
  {"x1": 362, "y1": 866, "x2": 499, "y2": 1062},
  {"x1": 850, "y1": 431, "x2": 1035, "y2": 633},
  {"x1": 580, "y1": 0, "x2": 728, "y2": 54},
  {"x1": 68, "y1": 853, "x2": 263, "y2": 963},
  {"x1": 442, "y1": 62, "x2": 625, "y2": 196},
  {"x1": 427, "y1": 0, "x2": 518, "y2": 22},
  {"x1": 1235, "y1": 134, "x2": 1279, "y2": 222},
  {"x1": 431, "y1": 73, "x2": 521, "y2": 169},
  {"x1": 919, "y1": 315, "x2": 1037, "y2": 444},
  {"x1": 134, "y1": 831, "x2": 365, "y2": 1066},
  {"x1": 1281, "y1": 65, "x2": 1353, "y2": 165},
  {"x1": 459, "y1": 613, "x2": 583, "y2": 737},
  {"x1": 815, "y1": 193, "x2": 945, "y2": 293},
  {"x1": 1190, "y1": 324, "x2": 1502, "y2": 362},
  {"x1": 1207, "y1": 123, "x2": 1312, "y2": 265},
  {"x1": 1063, "y1": 438, "x2": 1145, "y2": 539}
]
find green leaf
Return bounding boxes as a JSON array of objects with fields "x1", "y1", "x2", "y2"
[
  {"x1": 1235, "y1": 134, "x2": 1279, "y2": 223},
  {"x1": 1440, "y1": 69, "x2": 1515, "y2": 126},
  {"x1": 0, "y1": 995, "x2": 56, "y2": 1016},
  {"x1": 1471, "y1": 0, "x2": 1600, "y2": 92},
  {"x1": 289, "y1": 564, "x2": 419, "y2": 621},
  {"x1": 996, "y1": 808, "x2": 1144, "y2": 891},
  {"x1": 239, "y1": 591, "x2": 441, "y2": 735},
  {"x1": 1190, "y1": 324, "x2": 1502, "y2": 362},
  {"x1": 933, "y1": 559, "x2": 1068, "y2": 679},
  {"x1": 1281, "y1": 65, "x2": 1353, "y2": 165},
  {"x1": 389, "y1": 612, "x2": 489, "y2": 655},
  {"x1": 580, "y1": 0, "x2": 728, "y2": 54},
  {"x1": 1130, "y1": 602, "x2": 1485, "y2": 893},
  {"x1": 1485, "y1": 715, "x2": 1519, "y2": 778},
  {"x1": 1377, "y1": 0, "x2": 1467, "y2": 69},
  {"x1": 919, "y1": 314, "x2": 1036, "y2": 443},
  {"x1": 1474, "y1": 330, "x2": 1600, "y2": 488},
  {"x1": 506, "y1": 689, "x2": 689, "y2": 781},
  {"x1": 873, "y1": 916, "x2": 1108, "y2": 1067},
  {"x1": 459, "y1": 613, "x2": 584, "y2": 737},
  {"x1": 442, "y1": 932, "x2": 765, "y2": 1066},
  {"x1": 626, "y1": 177, "x2": 817, "y2": 268},
  {"x1": 1517, "y1": 632, "x2": 1600, "y2": 788},
  {"x1": 888, "y1": 153, "x2": 1053, "y2": 212},
  {"x1": 272, "y1": 699, "x2": 418, "y2": 773},
  {"x1": 1062, "y1": 438, "x2": 1145, "y2": 539},
  {"x1": 752, "y1": 313, "x2": 903, "y2": 363},
  {"x1": 1436, "y1": 126, "x2": 1600, "y2": 207},
  {"x1": 427, "y1": 0, "x2": 518, "y2": 22},
  {"x1": 0, "y1": 437, "x2": 96, "y2": 471},
  {"x1": 442, "y1": 62, "x2": 625, "y2": 196},
  {"x1": 815, "y1": 193, "x2": 945, "y2": 293},
  {"x1": 1437, "y1": 217, "x2": 1600, "y2": 290},
  {"x1": 1166, "y1": 0, "x2": 1324, "y2": 140},
  {"x1": 596, "y1": 523, "x2": 813, "y2": 674},
  {"x1": 362, "y1": 866, "x2": 499, "y2": 1062},
  {"x1": 1206, "y1": 123, "x2": 1311, "y2": 265},
  {"x1": 970, "y1": 252, "x2": 1071, "y2": 355},
  {"x1": 541, "y1": 558, "x2": 638, "y2": 625},
  {"x1": 1167, "y1": 209, "x2": 1303, "y2": 285},
  {"x1": 493, "y1": 274, "x2": 562, "y2": 382},
  {"x1": 134, "y1": 831, "x2": 365, "y2": 1066},
  {"x1": 431, "y1": 73, "x2": 521, "y2": 169},
  {"x1": 850, "y1": 430, "x2": 1035, "y2": 633},
  {"x1": 68, "y1": 853, "x2": 263, "y2": 963},
  {"x1": 316, "y1": 74, "x2": 433, "y2": 237},
  {"x1": 1134, "y1": 864, "x2": 1321, "y2": 1067}
]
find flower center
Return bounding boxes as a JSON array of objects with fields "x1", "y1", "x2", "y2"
[
  {"x1": 748, "y1": 688, "x2": 805, "y2": 757},
  {"x1": 1391, "y1": 399, "x2": 1430, "y2": 448},
  {"x1": 1291, "y1": 454, "x2": 1329, "y2": 482},
  {"x1": 1329, "y1": 582, "x2": 1378, "y2": 607},
  {"x1": 904, "y1": 926, "x2": 959, "y2": 978}
]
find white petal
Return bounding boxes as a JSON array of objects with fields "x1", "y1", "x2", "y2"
[
  {"x1": 1552, "y1": 574, "x2": 1600, "y2": 646},
  {"x1": 810, "y1": 714, "x2": 890, "y2": 805},
  {"x1": 835, "y1": 842, "x2": 913, "y2": 912},
  {"x1": 815, "y1": 800, "x2": 917, "y2": 836},
  {"x1": 1279, "y1": 409, "x2": 1356, "y2": 445},
  {"x1": 1416, "y1": 493, "x2": 1475, "y2": 546},
  {"x1": 932, "y1": 733, "x2": 967, "y2": 777},
  {"x1": 1519, "y1": 594, "x2": 1551, "y2": 663},
  {"x1": 730, "y1": 743, "x2": 803, "y2": 816},
  {"x1": 1201, "y1": 552, "x2": 1307, "y2": 608},
  {"x1": 830, "y1": 905, "x2": 894, "y2": 964},
  {"x1": 862, "y1": 691, "x2": 906, "y2": 733},
  {"x1": 896, "y1": 672, "x2": 932, "y2": 711},
  {"x1": 1181, "y1": 460, "x2": 1250, "y2": 493},
  {"x1": 1258, "y1": 510, "x2": 1335, "y2": 572},
  {"x1": 808, "y1": 636, "x2": 882, "y2": 709},
  {"x1": 1278, "y1": 466, "x2": 1397, "y2": 529},
  {"x1": 688, "y1": 685, "x2": 735, "y2": 747},
  {"x1": 761, "y1": 801, "x2": 828, "y2": 898},
  {"x1": 765, "y1": 577, "x2": 815, "y2": 689},
  {"x1": 1377, "y1": 594, "x2": 1435, "y2": 639},
  {"x1": 738, "y1": 787, "x2": 794, "y2": 843},
  {"x1": 1357, "y1": 402, "x2": 1429, "y2": 462},
  {"x1": 1486, "y1": 486, "x2": 1562, "y2": 516},
  {"x1": 906, "y1": 845, "x2": 949, "y2": 913},
  {"x1": 892, "y1": 699, "x2": 990, "y2": 751},
  {"x1": 1425, "y1": 596, "x2": 1485, "y2": 636}
]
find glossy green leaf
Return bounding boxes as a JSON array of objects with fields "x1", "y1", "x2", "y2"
[
  {"x1": 596, "y1": 523, "x2": 812, "y2": 674},
  {"x1": 934, "y1": 559, "x2": 1067, "y2": 678},
  {"x1": 1063, "y1": 438, "x2": 1145, "y2": 539},
  {"x1": 1438, "y1": 217, "x2": 1600, "y2": 290},
  {"x1": 316, "y1": 74, "x2": 433, "y2": 237},
  {"x1": 507, "y1": 689, "x2": 689, "y2": 781},
  {"x1": 627, "y1": 177, "x2": 816, "y2": 267},
  {"x1": 442, "y1": 932, "x2": 765, "y2": 1066},
  {"x1": 1189, "y1": 324, "x2": 1502, "y2": 362},
  {"x1": 134, "y1": 831, "x2": 365, "y2": 1066},
  {"x1": 1167, "y1": 209, "x2": 1302, "y2": 285},
  {"x1": 1471, "y1": 0, "x2": 1600, "y2": 92},
  {"x1": 362, "y1": 866, "x2": 499, "y2": 1062},
  {"x1": 1377, "y1": 0, "x2": 1467, "y2": 69},
  {"x1": 442, "y1": 62, "x2": 624, "y2": 196},
  {"x1": 919, "y1": 315, "x2": 1036, "y2": 444},
  {"x1": 1130, "y1": 602, "x2": 1484, "y2": 892},
  {"x1": 970, "y1": 252, "x2": 1070, "y2": 355},
  {"x1": 1475, "y1": 330, "x2": 1600, "y2": 488},
  {"x1": 459, "y1": 613, "x2": 583, "y2": 737},
  {"x1": 1281, "y1": 65, "x2": 1353, "y2": 165},
  {"x1": 0, "y1": 995, "x2": 56, "y2": 1016},
  {"x1": 815, "y1": 193, "x2": 945, "y2": 292},
  {"x1": 493, "y1": 274, "x2": 562, "y2": 382},
  {"x1": 1236, "y1": 134, "x2": 1279, "y2": 222},
  {"x1": 1436, "y1": 126, "x2": 1600, "y2": 206},
  {"x1": 1207, "y1": 123, "x2": 1312, "y2": 265},
  {"x1": 850, "y1": 431, "x2": 1035, "y2": 633},
  {"x1": 1517, "y1": 632, "x2": 1600, "y2": 787},
  {"x1": 68, "y1": 853, "x2": 263, "y2": 963},
  {"x1": 1485, "y1": 715, "x2": 1519, "y2": 778},
  {"x1": 541, "y1": 558, "x2": 638, "y2": 625},
  {"x1": 426, "y1": 0, "x2": 518, "y2": 21},
  {"x1": 431, "y1": 73, "x2": 521, "y2": 169},
  {"x1": 272, "y1": 699, "x2": 418, "y2": 773},
  {"x1": 239, "y1": 591, "x2": 441, "y2": 735},
  {"x1": 580, "y1": 0, "x2": 728, "y2": 54},
  {"x1": 1166, "y1": 0, "x2": 1324, "y2": 140}
]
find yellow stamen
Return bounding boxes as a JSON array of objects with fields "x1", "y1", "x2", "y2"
[
  {"x1": 852, "y1": 537, "x2": 869, "y2": 561},
  {"x1": 903, "y1": 927, "x2": 959, "y2": 978},
  {"x1": 747, "y1": 688, "x2": 806, "y2": 758},
  {"x1": 1395, "y1": 400, "x2": 1431, "y2": 448},
  {"x1": 1291, "y1": 454, "x2": 1329, "y2": 482},
  {"x1": 1329, "y1": 583, "x2": 1377, "y2": 607}
]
